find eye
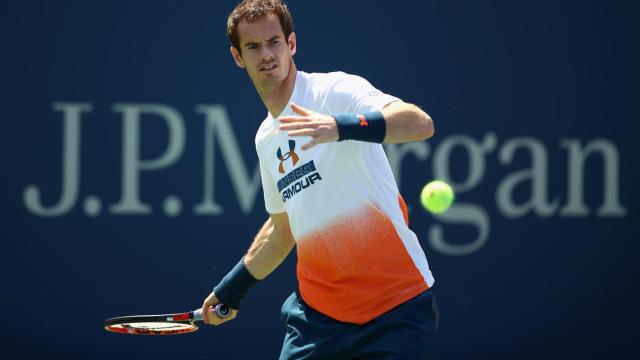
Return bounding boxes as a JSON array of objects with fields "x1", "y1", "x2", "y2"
[{"x1": 270, "y1": 39, "x2": 280, "y2": 45}]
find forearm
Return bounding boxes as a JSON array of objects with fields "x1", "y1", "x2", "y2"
[
  {"x1": 209, "y1": 215, "x2": 294, "y2": 312},
  {"x1": 278, "y1": 102, "x2": 434, "y2": 150},
  {"x1": 244, "y1": 217, "x2": 296, "y2": 280},
  {"x1": 381, "y1": 102, "x2": 434, "y2": 143}
]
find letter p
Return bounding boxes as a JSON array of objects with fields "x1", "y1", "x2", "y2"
[{"x1": 110, "y1": 104, "x2": 185, "y2": 214}]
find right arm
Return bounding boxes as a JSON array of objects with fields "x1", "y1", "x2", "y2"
[{"x1": 201, "y1": 212, "x2": 295, "y2": 325}]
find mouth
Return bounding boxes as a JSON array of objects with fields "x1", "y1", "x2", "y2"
[{"x1": 259, "y1": 63, "x2": 278, "y2": 73}]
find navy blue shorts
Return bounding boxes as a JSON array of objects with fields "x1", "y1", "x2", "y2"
[{"x1": 279, "y1": 289, "x2": 438, "y2": 360}]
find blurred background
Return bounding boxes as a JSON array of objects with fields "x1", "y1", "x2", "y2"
[{"x1": 1, "y1": 0, "x2": 638, "y2": 358}]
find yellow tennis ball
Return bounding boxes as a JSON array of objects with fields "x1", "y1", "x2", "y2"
[{"x1": 420, "y1": 180, "x2": 455, "y2": 214}]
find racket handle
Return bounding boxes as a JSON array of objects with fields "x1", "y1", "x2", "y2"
[{"x1": 193, "y1": 303, "x2": 231, "y2": 321}]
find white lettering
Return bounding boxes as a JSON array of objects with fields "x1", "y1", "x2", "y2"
[
  {"x1": 110, "y1": 104, "x2": 185, "y2": 214},
  {"x1": 560, "y1": 139, "x2": 626, "y2": 217},
  {"x1": 429, "y1": 133, "x2": 496, "y2": 255},
  {"x1": 195, "y1": 105, "x2": 261, "y2": 215},
  {"x1": 497, "y1": 137, "x2": 560, "y2": 218},
  {"x1": 384, "y1": 142, "x2": 430, "y2": 186},
  {"x1": 23, "y1": 103, "x2": 92, "y2": 217}
]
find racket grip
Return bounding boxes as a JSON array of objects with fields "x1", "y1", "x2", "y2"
[{"x1": 194, "y1": 303, "x2": 231, "y2": 321}]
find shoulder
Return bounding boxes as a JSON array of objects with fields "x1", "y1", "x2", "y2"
[
  {"x1": 304, "y1": 71, "x2": 372, "y2": 92},
  {"x1": 312, "y1": 72, "x2": 382, "y2": 103},
  {"x1": 302, "y1": 71, "x2": 379, "y2": 110}
]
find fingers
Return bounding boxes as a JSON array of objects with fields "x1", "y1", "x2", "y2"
[
  {"x1": 201, "y1": 303, "x2": 238, "y2": 326},
  {"x1": 279, "y1": 116, "x2": 312, "y2": 123},
  {"x1": 287, "y1": 129, "x2": 316, "y2": 137},
  {"x1": 202, "y1": 304, "x2": 212, "y2": 324},
  {"x1": 301, "y1": 138, "x2": 320, "y2": 151},
  {"x1": 201, "y1": 291, "x2": 240, "y2": 326},
  {"x1": 201, "y1": 298, "x2": 214, "y2": 324},
  {"x1": 201, "y1": 291, "x2": 221, "y2": 325},
  {"x1": 278, "y1": 106, "x2": 338, "y2": 150},
  {"x1": 290, "y1": 103, "x2": 311, "y2": 116},
  {"x1": 207, "y1": 306, "x2": 238, "y2": 326},
  {"x1": 281, "y1": 125, "x2": 338, "y2": 148},
  {"x1": 280, "y1": 122, "x2": 318, "y2": 131}
]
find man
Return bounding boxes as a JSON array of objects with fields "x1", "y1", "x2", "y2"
[{"x1": 201, "y1": 0, "x2": 438, "y2": 358}]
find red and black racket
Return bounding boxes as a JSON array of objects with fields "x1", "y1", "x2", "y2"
[{"x1": 104, "y1": 303, "x2": 230, "y2": 335}]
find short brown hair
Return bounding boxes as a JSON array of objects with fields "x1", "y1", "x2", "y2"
[{"x1": 227, "y1": 0, "x2": 294, "y2": 52}]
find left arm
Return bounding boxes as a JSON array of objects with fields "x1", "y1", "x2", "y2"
[{"x1": 279, "y1": 101, "x2": 434, "y2": 150}]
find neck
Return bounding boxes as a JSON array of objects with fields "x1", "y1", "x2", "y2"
[{"x1": 255, "y1": 60, "x2": 297, "y2": 118}]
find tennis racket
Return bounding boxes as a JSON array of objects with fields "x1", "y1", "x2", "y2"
[{"x1": 104, "y1": 303, "x2": 230, "y2": 335}]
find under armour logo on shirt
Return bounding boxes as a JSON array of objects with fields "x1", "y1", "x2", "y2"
[{"x1": 277, "y1": 140, "x2": 300, "y2": 174}]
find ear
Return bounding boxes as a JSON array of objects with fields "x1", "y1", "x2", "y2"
[
  {"x1": 288, "y1": 32, "x2": 297, "y2": 56},
  {"x1": 230, "y1": 46, "x2": 245, "y2": 68}
]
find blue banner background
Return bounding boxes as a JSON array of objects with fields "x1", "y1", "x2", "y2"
[{"x1": 2, "y1": 0, "x2": 638, "y2": 358}]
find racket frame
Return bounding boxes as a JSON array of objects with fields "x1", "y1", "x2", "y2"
[{"x1": 104, "y1": 303, "x2": 230, "y2": 335}]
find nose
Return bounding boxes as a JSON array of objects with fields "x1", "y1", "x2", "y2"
[{"x1": 261, "y1": 48, "x2": 275, "y2": 63}]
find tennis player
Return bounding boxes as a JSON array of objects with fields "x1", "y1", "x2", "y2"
[{"x1": 202, "y1": 1, "x2": 438, "y2": 358}]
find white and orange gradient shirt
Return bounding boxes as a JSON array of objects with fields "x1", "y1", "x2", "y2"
[{"x1": 255, "y1": 71, "x2": 435, "y2": 324}]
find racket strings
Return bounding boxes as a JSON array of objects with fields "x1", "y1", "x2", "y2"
[{"x1": 124, "y1": 322, "x2": 193, "y2": 330}]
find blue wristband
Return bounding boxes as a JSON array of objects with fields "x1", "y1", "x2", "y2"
[
  {"x1": 332, "y1": 111, "x2": 386, "y2": 143},
  {"x1": 213, "y1": 258, "x2": 260, "y2": 310}
]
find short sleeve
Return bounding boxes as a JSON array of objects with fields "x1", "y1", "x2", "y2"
[
  {"x1": 258, "y1": 154, "x2": 286, "y2": 214},
  {"x1": 326, "y1": 73, "x2": 401, "y2": 114}
]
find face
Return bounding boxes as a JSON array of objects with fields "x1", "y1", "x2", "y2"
[{"x1": 230, "y1": 12, "x2": 296, "y2": 89}]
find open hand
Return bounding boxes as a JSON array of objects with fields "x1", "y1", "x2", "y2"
[{"x1": 279, "y1": 103, "x2": 339, "y2": 150}]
